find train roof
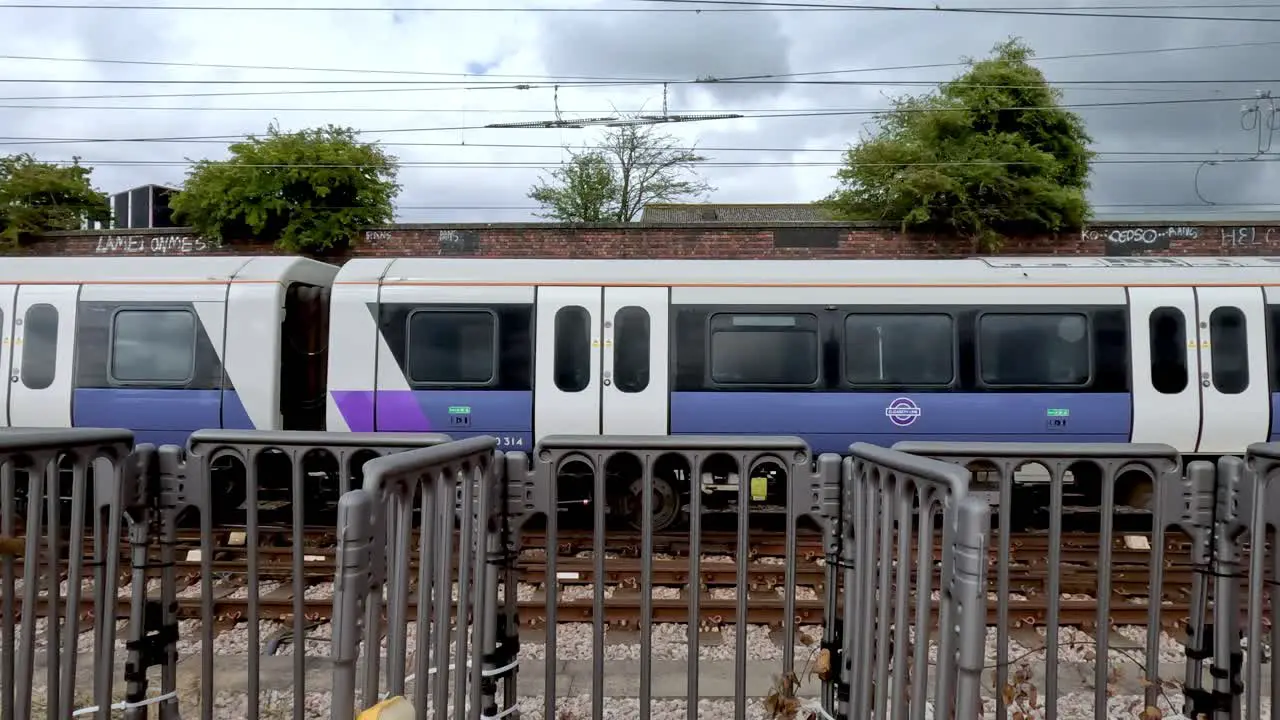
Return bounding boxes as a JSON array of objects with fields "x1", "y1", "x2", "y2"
[
  {"x1": 337, "y1": 256, "x2": 1280, "y2": 287},
  {"x1": 0, "y1": 256, "x2": 339, "y2": 286}
]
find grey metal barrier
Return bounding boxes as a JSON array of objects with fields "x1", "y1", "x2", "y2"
[
  {"x1": 501, "y1": 435, "x2": 844, "y2": 720},
  {"x1": 1243, "y1": 443, "x2": 1280, "y2": 720},
  {"x1": 891, "y1": 441, "x2": 1211, "y2": 720},
  {"x1": 328, "y1": 435, "x2": 506, "y2": 720},
  {"x1": 836, "y1": 441, "x2": 990, "y2": 720},
  {"x1": 124, "y1": 429, "x2": 455, "y2": 720},
  {"x1": 0, "y1": 428, "x2": 136, "y2": 720}
]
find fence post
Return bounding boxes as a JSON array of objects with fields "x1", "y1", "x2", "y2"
[{"x1": 331, "y1": 489, "x2": 377, "y2": 720}]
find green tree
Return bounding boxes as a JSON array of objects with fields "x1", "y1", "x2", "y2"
[
  {"x1": 529, "y1": 122, "x2": 714, "y2": 222},
  {"x1": 0, "y1": 154, "x2": 110, "y2": 245},
  {"x1": 170, "y1": 123, "x2": 400, "y2": 253},
  {"x1": 822, "y1": 38, "x2": 1094, "y2": 252},
  {"x1": 529, "y1": 151, "x2": 619, "y2": 222}
]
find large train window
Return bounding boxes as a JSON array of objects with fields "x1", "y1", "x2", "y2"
[
  {"x1": 21, "y1": 303, "x2": 58, "y2": 390},
  {"x1": 709, "y1": 313, "x2": 819, "y2": 386},
  {"x1": 978, "y1": 313, "x2": 1090, "y2": 387},
  {"x1": 614, "y1": 306, "x2": 650, "y2": 393},
  {"x1": 1149, "y1": 307, "x2": 1188, "y2": 394},
  {"x1": 1209, "y1": 307, "x2": 1248, "y2": 394},
  {"x1": 844, "y1": 314, "x2": 953, "y2": 386},
  {"x1": 553, "y1": 306, "x2": 591, "y2": 393},
  {"x1": 406, "y1": 310, "x2": 496, "y2": 385},
  {"x1": 109, "y1": 309, "x2": 197, "y2": 384}
]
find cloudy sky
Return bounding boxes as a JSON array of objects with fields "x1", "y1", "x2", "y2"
[{"x1": 3, "y1": 0, "x2": 1280, "y2": 223}]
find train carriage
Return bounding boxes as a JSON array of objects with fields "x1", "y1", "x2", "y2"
[
  {"x1": 0, "y1": 256, "x2": 337, "y2": 445},
  {"x1": 325, "y1": 255, "x2": 1280, "y2": 527}
]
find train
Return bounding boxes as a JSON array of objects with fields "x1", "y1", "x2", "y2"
[{"x1": 3, "y1": 254, "x2": 1278, "y2": 529}]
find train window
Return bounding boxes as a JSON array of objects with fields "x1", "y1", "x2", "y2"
[
  {"x1": 844, "y1": 314, "x2": 954, "y2": 386},
  {"x1": 1209, "y1": 307, "x2": 1249, "y2": 394},
  {"x1": 553, "y1": 306, "x2": 591, "y2": 393},
  {"x1": 406, "y1": 310, "x2": 496, "y2": 385},
  {"x1": 21, "y1": 304, "x2": 58, "y2": 390},
  {"x1": 978, "y1": 313, "x2": 1090, "y2": 386},
  {"x1": 709, "y1": 313, "x2": 819, "y2": 386},
  {"x1": 1149, "y1": 307, "x2": 1188, "y2": 394},
  {"x1": 110, "y1": 310, "x2": 197, "y2": 384},
  {"x1": 614, "y1": 306, "x2": 650, "y2": 393}
]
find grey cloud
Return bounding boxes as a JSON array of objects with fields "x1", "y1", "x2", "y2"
[{"x1": 535, "y1": 11, "x2": 792, "y2": 104}]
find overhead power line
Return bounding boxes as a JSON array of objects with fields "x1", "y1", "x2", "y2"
[
  {"x1": 26, "y1": 157, "x2": 1280, "y2": 169},
  {"x1": 4, "y1": 38, "x2": 1280, "y2": 87},
  {"x1": 6, "y1": 0, "x2": 1280, "y2": 22},
  {"x1": 0, "y1": 137, "x2": 1254, "y2": 156},
  {"x1": 2, "y1": 77, "x2": 1278, "y2": 87},
  {"x1": 0, "y1": 94, "x2": 1263, "y2": 146}
]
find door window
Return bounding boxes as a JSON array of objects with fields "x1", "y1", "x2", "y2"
[{"x1": 21, "y1": 304, "x2": 58, "y2": 390}]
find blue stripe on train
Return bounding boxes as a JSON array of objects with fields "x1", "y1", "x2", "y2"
[
  {"x1": 670, "y1": 392, "x2": 1132, "y2": 455},
  {"x1": 1272, "y1": 393, "x2": 1280, "y2": 442},
  {"x1": 73, "y1": 388, "x2": 254, "y2": 447}
]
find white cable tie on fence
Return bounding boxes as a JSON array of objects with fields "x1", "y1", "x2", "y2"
[
  {"x1": 480, "y1": 702, "x2": 520, "y2": 720},
  {"x1": 72, "y1": 690, "x2": 179, "y2": 717},
  {"x1": 378, "y1": 657, "x2": 521, "y2": 702}
]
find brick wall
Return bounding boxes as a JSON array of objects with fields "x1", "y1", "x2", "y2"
[{"x1": 22, "y1": 221, "x2": 1280, "y2": 262}]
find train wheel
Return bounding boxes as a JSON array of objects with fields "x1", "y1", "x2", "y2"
[{"x1": 624, "y1": 475, "x2": 683, "y2": 532}]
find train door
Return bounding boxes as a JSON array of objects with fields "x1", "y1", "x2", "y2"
[
  {"x1": 0, "y1": 284, "x2": 14, "y2": 427},
  {"x1": 601, "y1": 287, "x2": 669, "y2": 435},
  {"x1": 534, "y1": 286, "x2": 603, "y2": 441},
  {"x1": 1127, "y1": 288, "x2": 1200, "y2": 451},
  {"x1": 8, "y1": 284, "x2": 78, "y2": 428},
  {"x1": 1194, "y1": 286, "x2": 1271, "y2": 453}
]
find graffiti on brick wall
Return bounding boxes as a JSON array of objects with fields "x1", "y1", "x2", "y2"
[
  {"x1": 94, "y1": 234, "x2": 221, "y2": 255},
  {"x1": 1085, "y1": 226, "x2": 1201, "y2": 255},
  {"x1": 438, "y1": 229, "x2": 480, "y2": 255},
  {"x1": 1218, "y1": 226, "x2": 1280, "y2": 249},
  {"x1": 365, "y1": 230, "x2": 394, "y2": 242}
]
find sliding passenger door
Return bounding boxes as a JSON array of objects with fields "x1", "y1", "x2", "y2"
[
  {"x1": 0, "y1": 284, "x2": 13, "y2": 427},
  {"x1": 8, "y1": 284, "x2": 77, "y2": 428},
  {"x1": 1194, "y1": 286, "x2": 1270, "y2": 453},
  {"x1": 601, "y1": 287, "x2": 669, "y2": 435},
  {"x1": 534, "y1": 287, "x2": 602, "y2": 440},
  {"x1": 1127, "y1": 287, "x2": 1200, "y2": 451}
]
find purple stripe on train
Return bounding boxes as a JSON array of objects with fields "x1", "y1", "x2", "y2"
[
  {"x1": 670, "y1": 392, "x2": 1133, "y2": 455},
  {"x1": 1272, "y1": 393, "x2": 1280, "y2": 442},
  {"x1": 73, "y1": 388, "x2": 254, "y2": 447},
  {"x1": 332, "y1": 390, "x2": 533, "y2": 435}
]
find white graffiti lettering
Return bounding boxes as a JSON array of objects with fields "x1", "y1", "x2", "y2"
[{"x1": 94, "y1": 234, "x2": 220, "y2": 255}]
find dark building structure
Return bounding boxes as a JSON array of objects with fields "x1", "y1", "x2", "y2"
[{"x1": 85, "y1": 184, "x2": 180, "y2": 230}]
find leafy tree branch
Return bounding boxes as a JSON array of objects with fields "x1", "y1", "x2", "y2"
[
  {"x1": 529, "y1": 121, "x2": 715, "y2": 222},
  {"x1": 0, "y1": 154, "x2": 110, "y2": 246},
  {"x1": 169, "y1": 123, "x2": 400, "y2": 253},
  {"x1": 821, "y1": 38, "x2": 1095, "y2": 252}
]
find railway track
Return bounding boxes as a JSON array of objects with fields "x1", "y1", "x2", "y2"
[{"x1": 3, "y1": 528, "x2": 1253, "y2": 631}]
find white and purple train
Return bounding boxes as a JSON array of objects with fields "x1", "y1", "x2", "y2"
[{"x1": 2, "y1": 254, "x2": 1277, "y2": 526}]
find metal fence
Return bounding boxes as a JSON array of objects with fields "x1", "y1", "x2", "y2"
[
  {"x1": 835, "y1": 442, "x2": 990, "y2": 720},
  {"x1": 7, "y1": 427, "x2": 1280, "y2": 720},
  {"x1": 891, "y1": 441, "x2": 1220, "y2": 720},
  {"x1": 0, "y1": 428, "x2": 136, "y2": 720},
  {"x1": 327, "y1": 436, "x2": 508, "y2": 720},
  {"x1": 132, "y1": 429, "x2": 457, "y2": 720}
]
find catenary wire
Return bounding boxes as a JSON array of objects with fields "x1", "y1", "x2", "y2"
[
  {"x1": 0, "y1": 138, "x2": 1257, "y2": 154},
  {"x1": 7, "y1": 0, "x2": 1280, "y2": 21},
  {"x1": 0, "y1": 94, "x2": 1264, "y2": 146},
  {"x1": 23, "y1": 157, "x2": 1280, "y2": 168},
  {"x1": 4, "y1": 38, "x2": 1280, "y2": 87}
]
